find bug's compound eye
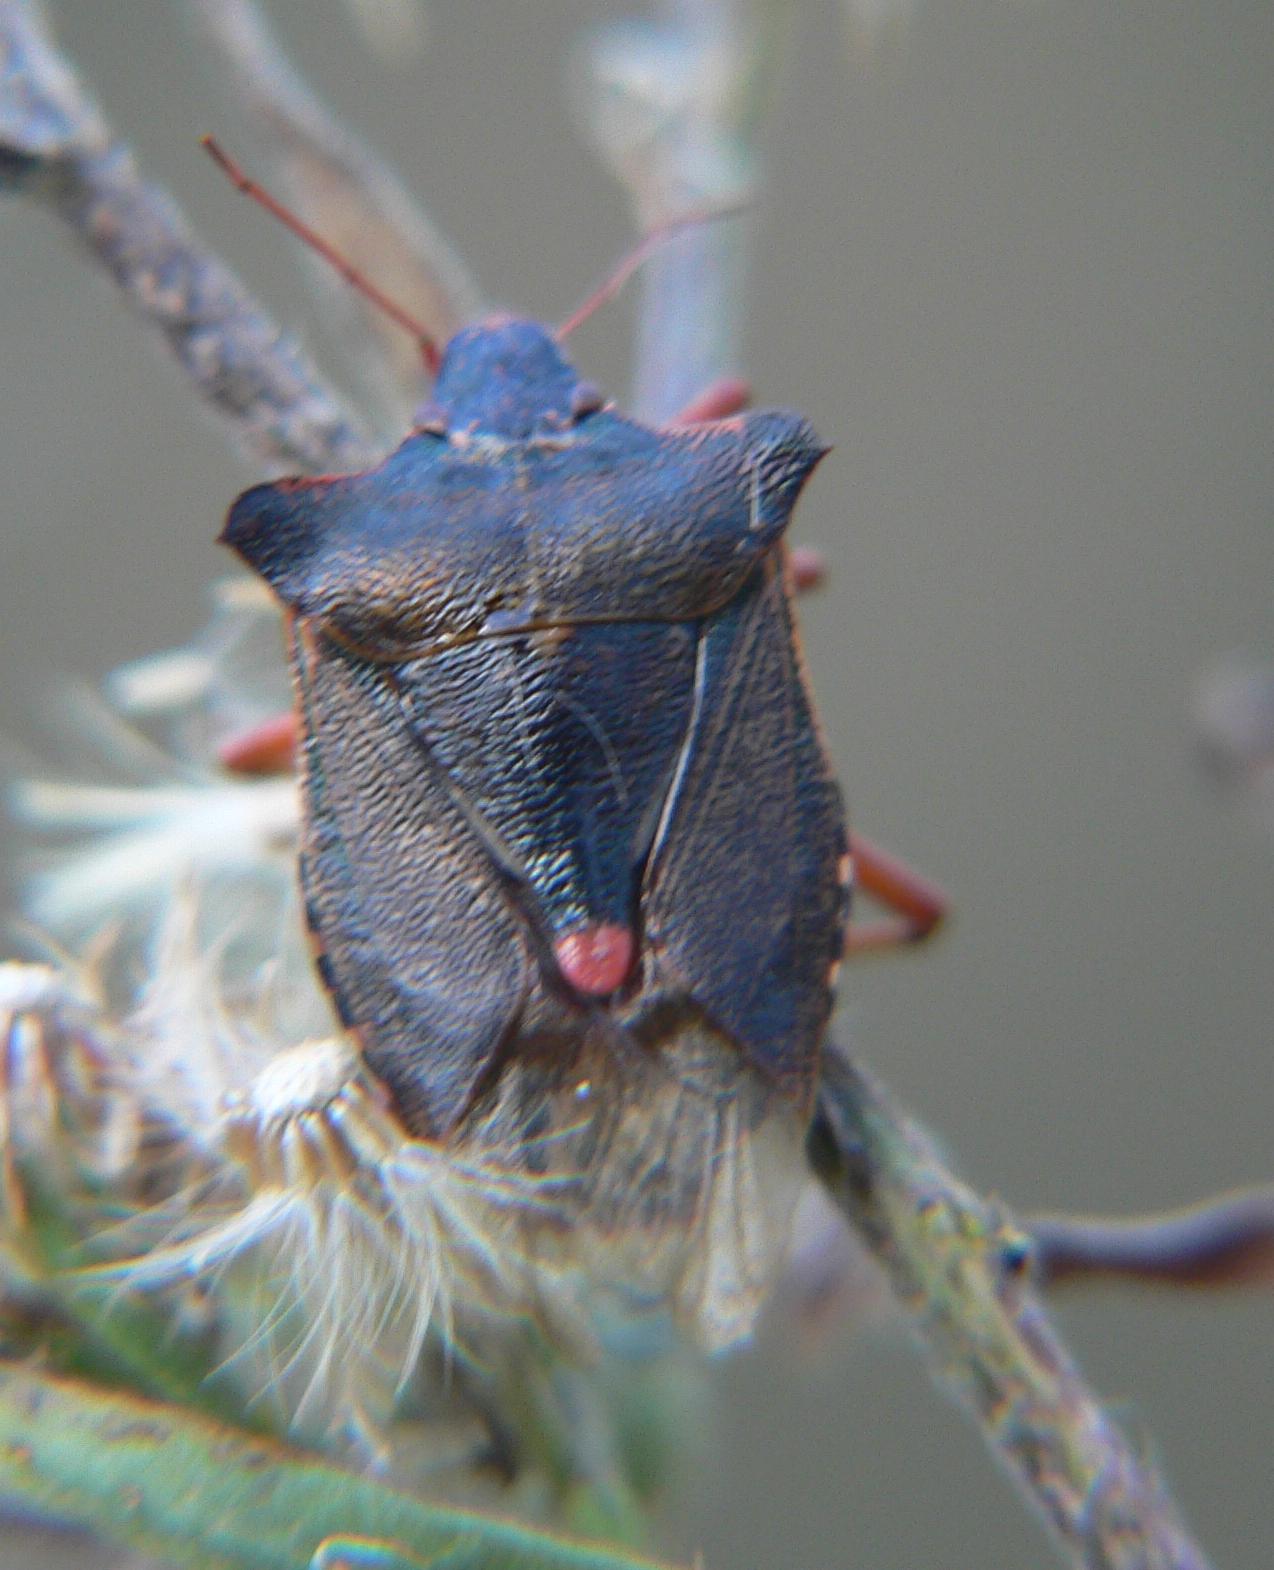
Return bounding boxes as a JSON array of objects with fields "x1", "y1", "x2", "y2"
[{"x1": 570, "y1": 381, "x2": 604, "y2": 421}]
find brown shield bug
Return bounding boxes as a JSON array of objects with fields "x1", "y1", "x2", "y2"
[
  {"x1": 224, "y1": 314, "x2": 848, "y2": 1139},
  {"x1": 206, "y1": 141, "x2": 943, "y2": 1336}
]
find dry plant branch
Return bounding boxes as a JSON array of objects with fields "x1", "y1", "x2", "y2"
[
  {"x1": 0, "y1": 0, "x2": 371, "y2": 473},
  {"x1": 810, "y1": 1045, "x2": 1214, "y2": 1570},
  {"x1": 1029, "y1": 1187, "x2": 1274, "y2": 1292},
  {"x1": 186, "y1": 0, "x2": 483, "y2": 429}
]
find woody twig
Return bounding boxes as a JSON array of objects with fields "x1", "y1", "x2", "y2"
[
  {"x1": 185, "y1": 0, "x2": 482, "y2": 430},
  {"x1": 810, "y1": 1045, "x2": 1214, "y2": 1570},
  {"x1": 0, "y1": 0, "x2": 370, "y2": 474}
]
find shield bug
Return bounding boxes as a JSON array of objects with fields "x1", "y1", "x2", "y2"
[
  {"x1": 206, "y1": 141, "x2": 941, "y2": 1343},
  {"x1": 223, "y1": 322, "x2": 848, "y2": 1134}
]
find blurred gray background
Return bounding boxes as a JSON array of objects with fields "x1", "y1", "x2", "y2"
[{"x1": 1, "y1": 2, "x2": 1270, "y2": 1567}]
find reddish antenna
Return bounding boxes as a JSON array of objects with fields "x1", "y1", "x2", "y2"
[
  {"x1": 557, "y1": 202, "x2": 749, "y2": 343},
  {"x1": 200, "y1": 135, "x2": 442, "y2": 377}
]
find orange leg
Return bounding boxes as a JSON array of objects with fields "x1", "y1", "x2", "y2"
[
  {"x1": 845, "y1": 832, "x2": 948, "y2": 954},
  {"x1": 788, "y1": 545, "x2": 827, "y2": 593},
  {"x1": 671, "y1": 375, "x2": 753, "y2": 424},
  {"x1": 218, "y1": 710, "x2": 299, "y2": 774}
]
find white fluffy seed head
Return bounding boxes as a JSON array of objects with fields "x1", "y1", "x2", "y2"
[{"x1": 242, "y1": 1036, "x2": 361, "y2": 1123}]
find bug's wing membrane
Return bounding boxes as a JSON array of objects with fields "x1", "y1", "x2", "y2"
[
  {"x1": 642, "y1": 559, "x2": 848, "y2": 1114},
  {"x1": 292, "y1": 621, "x2": 531, "y2": 1137}
]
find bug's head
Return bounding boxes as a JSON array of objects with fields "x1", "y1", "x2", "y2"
[{"x1": 418, "y1": 316, "x2": 603, "y2": 442}]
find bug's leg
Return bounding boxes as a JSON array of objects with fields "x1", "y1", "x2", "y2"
[
  {"x1": 788, "y1": 545, "x2": 827, "y2": 593},
  {"x1": 844, "y1": 832, "x2": 949, "y2": 954},
  {"x1": 217, "y1": 710, "x2": 300, "y2": 774},
  {"x1": 671, "y1": 375, "x2": 753, "y2": 424},
  {"x1": 309, "y1": 1537, "x2": 466, "y2": 1570}
]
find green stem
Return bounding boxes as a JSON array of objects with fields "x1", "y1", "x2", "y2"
[{"x1": 0, "y1": 1363, "x2": 681, "y2": 1570}]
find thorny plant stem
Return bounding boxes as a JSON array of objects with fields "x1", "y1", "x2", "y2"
[{"x1": 810, "y1": 1045, "x2": 1214, "y2": 1570}]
